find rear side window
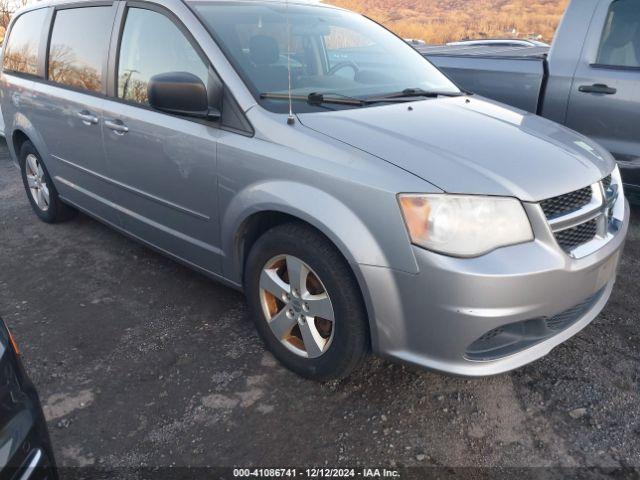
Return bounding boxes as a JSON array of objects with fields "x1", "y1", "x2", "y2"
[
  {"x1": 3, "y1": 8, "x2": 48, "y2": 75},
  {"x1": 596, "y1": 0, "x2": 640, "y2": 68},
  {"x1": 117, "y1": 8, "x2": 208, "y2": 105},
  {"x1": 47, "y1": 6, "x2": 114, "y2": 93}
]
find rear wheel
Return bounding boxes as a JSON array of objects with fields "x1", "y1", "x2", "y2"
[
  {"x1": 19, "y1": 141, "x2": 75, "y2": 223},
  {"x1": 245, "y1": 223, "x2": 369, "y2": 380}
]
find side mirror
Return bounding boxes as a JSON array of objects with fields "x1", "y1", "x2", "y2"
[{"x1": 147, "y1": 71, "x2": 220, "y2": 120}]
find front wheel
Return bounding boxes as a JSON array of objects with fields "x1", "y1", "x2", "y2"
[{"x1": 245, "y1": 223, "x2": 369, "y2": 380}]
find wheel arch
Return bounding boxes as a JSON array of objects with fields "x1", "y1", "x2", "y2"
[
  {"x1": 12, "y1": 129, "x2": 31, "y2": 159},
  {"x1": 233, "y1": 208, "x2": 379, "y2": 351},
  {"x1": 221, "y1": 181, "x2": 391, "y2": 284},
  {"x1": 222, "y1": 182, "x2": 392, "y2": 350},
  {"x1": 7, "y1": 114, "x2": 50, "y2": 168}
]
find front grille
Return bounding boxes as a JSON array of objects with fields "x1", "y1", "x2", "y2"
[
  {"x1": 475, "y1": 326, "x2": 504, "y2": 343},
  {"x1": 545, "y1": 289, "x2": 603, "y2": 331},
  {"x1": 466, "y1": 288, "x2": 605, "y2": 361},
  {"x1": 540, "y1": 186, "x2": 592, "y2": 219},
  {"x1": 554, "y1": 219, "x2": 598, "y2": 252},
  {"x1": 539, "y1": 174, "x2": 618, "y2": 256}
]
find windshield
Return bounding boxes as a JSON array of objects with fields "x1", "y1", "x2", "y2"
[{"x1": 190, "y1": 1, "x2": 460, "y2": 113}]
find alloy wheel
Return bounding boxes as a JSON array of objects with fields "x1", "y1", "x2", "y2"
[
  {"x1": 259, "y1": 255, "x2": 335, "y2": 358},
  {"x1": 25, "y1": 154, "x2": 50, "y2": 212}
]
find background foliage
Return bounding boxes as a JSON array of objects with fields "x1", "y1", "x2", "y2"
[{"x1": 326, "y1": 0, "x2": 569, "y2": 44}]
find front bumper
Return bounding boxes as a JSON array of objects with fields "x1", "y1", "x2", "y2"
[
  {"x1": 2, "y1": 421, "x2": 57, "y2": 480},
  {"x1": 0, "y1": 333, "x2": 57, "y2": 480},
  {"x1": 361, "y1": 198, "x2": 629, "y2": 377}
]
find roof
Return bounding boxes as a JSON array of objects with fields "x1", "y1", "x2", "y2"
[{"x1": 13, "y1": 0, "x2": 343, "y2": 16}]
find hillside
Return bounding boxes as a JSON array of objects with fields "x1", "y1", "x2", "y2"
[{"x1": 325, "y1": 0, "x2": 569, "y2": 44}]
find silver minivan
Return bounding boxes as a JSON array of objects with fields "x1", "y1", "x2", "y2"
[{"x1": 1, "y1": 0, "x2": 629, "y2": 380}]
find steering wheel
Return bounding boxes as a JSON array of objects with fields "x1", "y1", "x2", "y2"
[{"x1": 328, "y1": 61, "x2": 360, "y2": 76}]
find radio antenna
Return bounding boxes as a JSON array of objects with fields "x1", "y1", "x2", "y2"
[{"x1": 285, "y1": 0, "x2": 295, "y2": 125}]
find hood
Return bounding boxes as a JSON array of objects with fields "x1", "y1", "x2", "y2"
[{"x1": 298, "y1": 96, "x2": 614, "y2": 201}]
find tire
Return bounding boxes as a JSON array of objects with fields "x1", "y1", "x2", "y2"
[
  {"x1": 19, "y1": 141, "x2": 75, "y2": 223},
  {"x1": 245, "y1": 222, "x2": 370, "y2": 381}
]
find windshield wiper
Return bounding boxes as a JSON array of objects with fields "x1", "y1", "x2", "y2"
[
  {"x1": 368, "y1": 88, "x2": 466, "y2": 101},
  {"x1": 260, "y1": 92, "x2": 368, "y2": 106},
  {"x1": 259, "y1": 88, "x2": 467, "y2": 108}
]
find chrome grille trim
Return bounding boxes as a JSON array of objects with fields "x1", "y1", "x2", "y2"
[
  {"x1": 539, "y1": 171, "x2": 624, "y2": 258},
  {"x1": 546, "y1": 183, "x2": 602, "y2": 232}
]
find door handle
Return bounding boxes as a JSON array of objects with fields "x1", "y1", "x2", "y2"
[
  {"x1": 77, "y1": 110, "x2": 99, "y2": 125},
  {"x1": 105, "y1": 119, "x2": 129, "y2": 135},
  {"x1": 579, "y1": 84, "x2": 617, "y2": 95}
]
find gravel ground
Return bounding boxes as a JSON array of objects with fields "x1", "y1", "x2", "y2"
[{"x1": 1, "y1": 139, "x2": 639, "y2": 472}]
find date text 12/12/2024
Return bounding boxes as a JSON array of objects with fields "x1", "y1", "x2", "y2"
[{"x1": 233, "y1": 468, "x2": 401, "y2": 478}]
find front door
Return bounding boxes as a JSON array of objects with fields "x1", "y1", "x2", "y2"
[
  {"x1": 565, "y1": 0, "x2": 640, "y2": 195},
  {"x1": 101, "y1": 5, "x2": 223, "y2": 274}
]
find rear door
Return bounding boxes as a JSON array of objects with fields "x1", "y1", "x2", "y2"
[
  {"x1": 101, "y1": 3, "x2": 223, "y2": 274},
  {"x1": 1, "y1": 8, "x2": 50, "y2": 150},
  {"x1": 565, "y1": 0, "x2": 640, "y2": 193},
  {"x1": 27, "y1": 3, "x2": 121, "y2": 224}
]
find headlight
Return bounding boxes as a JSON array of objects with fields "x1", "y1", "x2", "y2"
[
  {"x1": 398, "y1": 194, "x2": 533, "y2": 257},
  {"x1": 611, "y1": 164, "x2": 624, "y2": 196}
]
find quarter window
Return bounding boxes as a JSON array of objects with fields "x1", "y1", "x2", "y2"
[
  {"x1": 596, "y1": 0, "x2": 640, "y2": 68},
  {"x1": 3, "y1": 8, "x2": 48, "y2": 75},
  {"x1": 117, "y1": 8, "x2": 208, "y2": 105},
  {"x1": 47, "y1": 7, "x2": 113, "y2": 93}
]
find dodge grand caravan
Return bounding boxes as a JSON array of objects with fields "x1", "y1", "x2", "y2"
[{"x1": 1, "y1": 0, "x2": 629, "y2": 380}]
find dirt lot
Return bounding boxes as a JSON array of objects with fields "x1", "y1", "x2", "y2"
[{"x1": 1, "y1": 139, "x2": 639, "y2": 472}]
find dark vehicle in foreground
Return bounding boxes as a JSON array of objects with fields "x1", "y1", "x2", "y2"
[
  {"x1": 0, "y1": 318, "x2": 57, "y2": 479},
  {"x1": 420, "y1": 0, "x2": 640, "y2": 202}
]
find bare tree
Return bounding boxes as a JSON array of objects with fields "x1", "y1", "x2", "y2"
[{"x1": 0, "y1": 0, "x2": 29, "y2": 42}]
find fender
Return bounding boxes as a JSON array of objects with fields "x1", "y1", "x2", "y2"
[
  {"x1": 221, "y1": 180, "x2": 401, "y2": 284},
  {"x1": 221, "y1": 180, "x2": 412, "y2": 352},
  {"x1": 8, "y1": 113, "x2": 50, "y2": 169}
]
